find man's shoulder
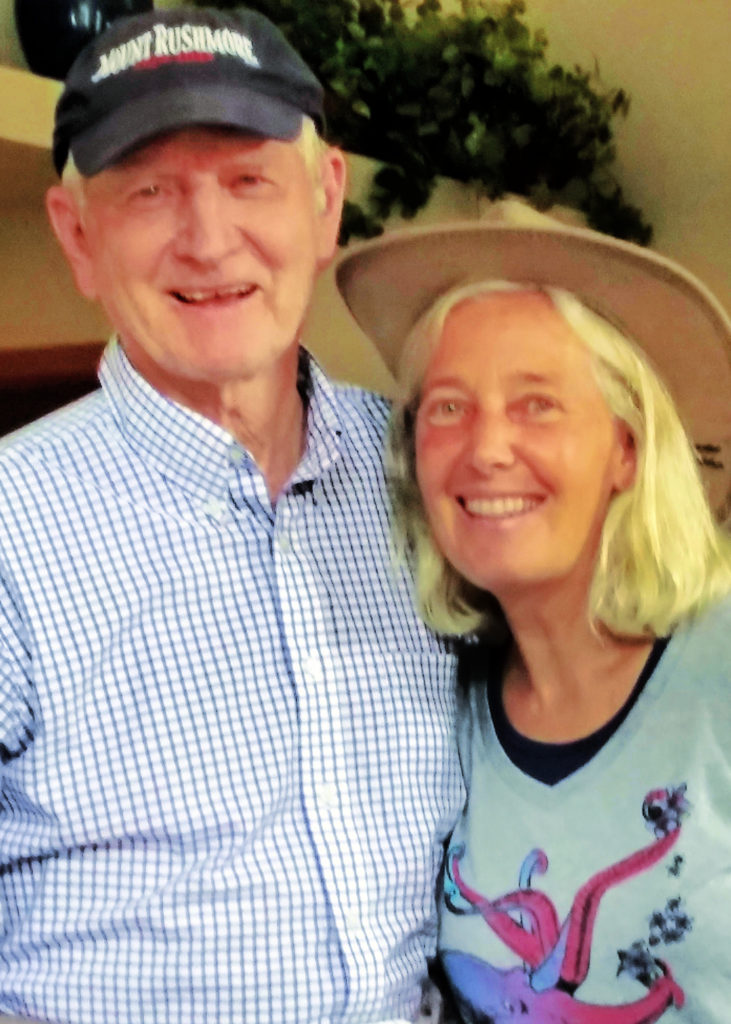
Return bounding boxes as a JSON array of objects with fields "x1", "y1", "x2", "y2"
[
  {"x1": 0, "y1": 388, "x2": 112, "y2": 486},
  {"x1": 329, "y1": 379, "x2": 392, "y2": 435}
]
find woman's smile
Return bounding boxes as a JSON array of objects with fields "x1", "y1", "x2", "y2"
[
  {"x1": 416, "y1": 290, "x2": 635, "y2": 605},
  {"x1": 458, "y1": 494, "x2": 544, "y2": 518}
]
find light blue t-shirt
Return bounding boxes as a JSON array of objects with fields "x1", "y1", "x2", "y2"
[{"x1": 440, "y1": 595, "x2": 731, "y2": 1023}]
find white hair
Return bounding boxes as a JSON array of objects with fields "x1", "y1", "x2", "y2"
[{"x1": 61, "y1": 115, "x2": 329, "y2": 211}]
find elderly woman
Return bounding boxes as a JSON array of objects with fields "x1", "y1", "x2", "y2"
[{"x1": 337, "y1": 205, "x2": 731, "y2": 1024}]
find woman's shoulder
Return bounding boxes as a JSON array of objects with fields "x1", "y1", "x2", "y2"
[
  {"x1": 667, "y1": 592, "x2": 731, "y2": 675},
  {"x1": 678, "y1": 592, "x2": 731, "y2": 642}
]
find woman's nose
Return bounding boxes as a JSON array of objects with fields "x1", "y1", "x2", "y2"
[{"x1": 468, "y1": 408, "x2": 516, "y2": 471}]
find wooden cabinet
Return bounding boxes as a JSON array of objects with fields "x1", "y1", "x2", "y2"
[
  {"x1": 0, "y1": 64, "x2": 110, "y2": 356},
  {"x1": 0, "y1": 67, "x2": 109, "y2": 431}
]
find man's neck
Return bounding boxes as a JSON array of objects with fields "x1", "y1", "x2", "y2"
[
  {"x1": 121, "y1": 338, "x2": 306, "y2": 502},
  {"x1": 220, "y1": 372, "x2": 306, "y2": 502}
]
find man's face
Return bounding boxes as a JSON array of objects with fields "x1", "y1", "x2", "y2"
[{"x1": 48, "y1": 127, "x2": 344, "y2": 399}]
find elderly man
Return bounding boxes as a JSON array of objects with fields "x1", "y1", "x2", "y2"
[{"x1": 0, "y1": 7, "x2": 462, "y2": 1023}]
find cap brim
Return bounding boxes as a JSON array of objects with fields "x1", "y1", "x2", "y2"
[
  {"x1": 336, "y1": 221, "x2": 731, "y2": 449},
  {"x1": 71, "y1": 82, "x2": 304, "y2": 175}
]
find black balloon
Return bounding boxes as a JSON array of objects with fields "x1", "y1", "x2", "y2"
[{"x1": 15, "y1": 0, "x2": 154, "y2": 80}]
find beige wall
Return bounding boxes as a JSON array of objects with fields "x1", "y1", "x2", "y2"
[
  {"x1": 0, "y1": 0, "x2": 728, "y2": 394},
  {"x1": 311, "y1": 0, "x2": 731, "y2": 392},
  {"x1": 323, "y1": 0, "x2": 730, "y2": 392},
  {"x1": 520, "y1": 0, "x2": 730, "y2": 316}
]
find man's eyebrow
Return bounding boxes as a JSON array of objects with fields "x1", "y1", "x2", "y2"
[{"x1": 105, "y1": 150, "x2": 154, "y2": 172}]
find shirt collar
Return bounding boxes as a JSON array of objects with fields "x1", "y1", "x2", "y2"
[
  {"x1": 293, "y1": 350, "x2": 344, "y2": 486},
  {"x1": 99, "y1": 339, "x2": 344, "y2": 500}
]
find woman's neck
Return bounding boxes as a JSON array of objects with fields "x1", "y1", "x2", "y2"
[{"x1": 499, "y1": 591, "x2": 653, "y2": 743}]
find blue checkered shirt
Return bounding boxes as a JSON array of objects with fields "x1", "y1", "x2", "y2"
[{"x1": 0, "y1": 341, "x2": 463, "y2": 1024}]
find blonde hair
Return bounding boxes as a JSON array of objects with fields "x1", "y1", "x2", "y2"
[{"x1": 388, "y1": 281, "x2": 731, "y2": 639}]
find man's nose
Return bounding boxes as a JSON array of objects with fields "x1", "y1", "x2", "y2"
[
  {"x1": 468, "y1": 408, "x2": 517, "y2": 471},
  {"x1": 174, "y1": 184, "x2": 242, "y2": 263}
]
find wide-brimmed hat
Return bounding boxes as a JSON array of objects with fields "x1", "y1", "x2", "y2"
[
  {"x1": 335, "y1": 201, "x2": 731, "y2": 518},
  {"x1": 53, "y1": 5, "x2": 324, "y2": 176}
]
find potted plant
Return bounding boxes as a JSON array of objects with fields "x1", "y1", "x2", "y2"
[{"x1": 196, "y1": 0, "x2": 651, "y2": 245}]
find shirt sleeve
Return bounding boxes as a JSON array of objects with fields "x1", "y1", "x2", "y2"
[{"x1": 0, "y1": 567, "x2": 38, "y2": 764}]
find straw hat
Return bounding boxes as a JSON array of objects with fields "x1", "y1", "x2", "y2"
[{"x1": 335, "y1": 200, "x2": 731, "y2": 520}]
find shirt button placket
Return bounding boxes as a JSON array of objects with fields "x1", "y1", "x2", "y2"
[
  {"x1": 274, "y1": 498, "x2": 297, "y2": 555},
  {"x1": 200, "y1": 497, "x2": 226, "y2": 521}
]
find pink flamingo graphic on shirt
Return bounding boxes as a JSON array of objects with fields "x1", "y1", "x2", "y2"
[{"x1": 442, "y1": 786, "x2": 688, "y2": 1023}]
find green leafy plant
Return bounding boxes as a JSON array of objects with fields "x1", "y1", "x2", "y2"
[{"x1": 198, "y1": 0, "x2": 651, "y2": 245}]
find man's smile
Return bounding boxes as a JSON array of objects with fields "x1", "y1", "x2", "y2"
[{"x1": 170, "y1": 283, "x2": 257, "y2": 305}]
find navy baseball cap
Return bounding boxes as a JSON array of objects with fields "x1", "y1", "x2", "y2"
[{"x1": 53, "y1": 5, "x2": 325, "y2": 176}]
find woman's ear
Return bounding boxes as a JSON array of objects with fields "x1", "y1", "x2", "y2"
[
  {"x1": 613, "y1": 420, "x2": 638, "y2": 493},
  {"x1": 46, "y1": 184, "x2": 99, "y2": 301}
]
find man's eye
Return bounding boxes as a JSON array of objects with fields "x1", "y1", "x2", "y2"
[
  {"x1": 232, "y1": 173, "x2": 266, "y2": 192},
  {"x1": 129, "y1": 184, "x2": 163, "y2": 202}
]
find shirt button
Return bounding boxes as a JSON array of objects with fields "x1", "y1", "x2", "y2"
[
  {"x1": 344, "y1": 907, "x2": 360, "y2": 929},
  {"x1": 277, "y1": 531, "x2": 291, "y2": 552},
  {"x1": 316, "y1": 781, "x2": 338, "y2": 808},
  {"x1": 201, "y1": 498, "x2": 226, "y2": 519},
  {"x1": 229, "y1": 445, "x2": 246, "y2": 466},
  {"x1": 302, "y1": 654, "x2": 323, "y2": 682}
]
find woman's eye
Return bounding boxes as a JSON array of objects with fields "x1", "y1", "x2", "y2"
[
  {"x1": 522, "y1": 395, "x2": 557, "y2": 416},
  {"x1": 424, "y1": 398, "x2": 466, "y2": 425}
]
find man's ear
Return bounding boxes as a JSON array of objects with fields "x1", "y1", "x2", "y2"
[
  {"x1": 45, "y1": 184, "x2": 99, "y2": 301},
  {"x1": 314, "y1": 146, "x2": 347, "y2": 268}
]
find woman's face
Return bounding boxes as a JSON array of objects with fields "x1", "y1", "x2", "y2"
[{"x1": 415, "y1": 291, "x2": 636, "y2": 607}]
